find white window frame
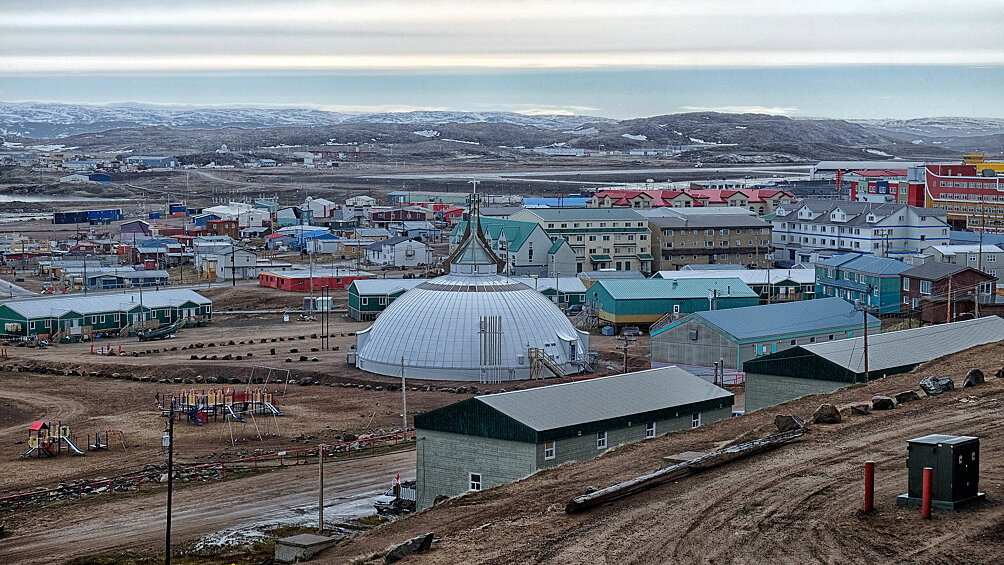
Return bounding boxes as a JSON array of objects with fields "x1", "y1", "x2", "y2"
[
  {"x1": 596, "y1": 431, "x2": 607, "y2": 450},
  {"x1": 920, "y1": 280, "x2": 932, "y2": 295},
  {"x1": 692, "y1": 413, "x2": 702, "y2": 428},
  {"x1": 544, "y1": 441, "x2": 555, "y2": 460},
  {"x1": 468, "y1": 472, "x2": 482, "y2": 491},
  {"x1": 902, "y1": 278, "x2": 909, "y2": 291},
  {"x1": 645, "y1": 422, "x2": 656, "y2": 439}
]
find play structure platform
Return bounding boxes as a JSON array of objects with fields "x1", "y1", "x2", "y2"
[
  {"x1": 161, "y1": 387, "x2": 284, "y2": 445},
  {"x1": 21, "y1": 421, "x2": 85, "y2": 458}
]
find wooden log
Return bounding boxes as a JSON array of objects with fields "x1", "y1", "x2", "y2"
[{"x1": 565, "y1": 428, "x2": 805, "y2": 514}]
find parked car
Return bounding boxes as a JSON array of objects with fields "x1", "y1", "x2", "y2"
[
  {"x1": 622, "y1": 326, "x2": 642, "y2": 336},
  {"x1": 565, "y1": 304, "x2": 583, "y2": 315}
]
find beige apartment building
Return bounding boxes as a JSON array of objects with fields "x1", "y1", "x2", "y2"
[
  {"x1": 508, "y1": 208, "x2": 652, "y2": 273},
  {"x1": 647, "y1": 211, "x2": 772, "y2": 271}
]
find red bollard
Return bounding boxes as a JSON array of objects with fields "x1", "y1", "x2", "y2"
[
  {"x1": 118, "y1": 345, "x2": 122, "y2": 354},
  {"x1": 90, "y1": 344, "x2": 94, "y2": 354},
  {"x1": 922, "y1": 467, "x2": 933, "y2": 519},
  {"x1": 864, "y1": 461, "x2": 875, "y2": 512}
]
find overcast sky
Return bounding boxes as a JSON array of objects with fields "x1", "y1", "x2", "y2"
[{"x1": 2, "y1": 0, "x2": 1002, "y2": 118}]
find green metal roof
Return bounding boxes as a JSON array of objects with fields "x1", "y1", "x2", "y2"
[
  {"x1": 594, "y1": 277, "x2": 758, "y2": 300},
  {"x1": 453, "y1": 217, "x2": 541, "y2": 253},
  {"x1": 590, "y1": 254, "x2": 612, "y2": 261},
  {"x1": 637, "y1": 253, "x2": 654, "y2": 260},
  {"x1": 415, "y1": 366, "x2": 733, "y2": 443},
  {"x1": 548, "y1": 237, "x2": 566, "y2": 254}
]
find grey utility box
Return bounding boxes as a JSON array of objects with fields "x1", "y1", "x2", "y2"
[{"x1": 897, "y1": 434, "x2": 985, "y2": 509}]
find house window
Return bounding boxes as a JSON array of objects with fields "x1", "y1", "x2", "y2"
[
  {"x1": 903, "y1": 278, "x2": 909, "y2": 291},
  {"x1": 544, "y1": 441, "x2": 555, "y2": 460},
  {"x1": 597, "y1": 432, "x2": 607, "y2": 449},
  {"x1": 379, "y1": 296, "x2": 388, "y2": 306},
  {"x1": 673, "y1": 304, "x2": 680, "y2": 314},
  {"x1": 790, "y1": 340, "x2": 796, "y2": 345},
  {"x1": 646, "y1": 422, "x2": 656, "y2": 438},
  {"x1": 692, "y1": 413, "x2": 702, "y2": 428},
  {"x1": 469, "y1": 473, "x2": 482, "y2": 491},
  {"x1": 361, "y1": 297, "x2": 369, "y2": 305},
  {"x1": 920, "y1": 280, "x2": 932, "y2": 295}
]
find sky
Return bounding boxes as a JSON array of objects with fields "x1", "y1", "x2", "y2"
[{"x1": 1, "y1": 0, "x2": 1002, "y2": 119}]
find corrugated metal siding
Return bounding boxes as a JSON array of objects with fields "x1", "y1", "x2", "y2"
[{"x1": 414, "y1": 398, "x2": 540, "y2": 443}]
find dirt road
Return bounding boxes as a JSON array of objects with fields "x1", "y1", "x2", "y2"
[
  {"x1": 319, "y1": 341, "x2": 1004, "y2": 564},
  {"x1": 2, "y1": 449, "x2": 415, "y2": 564}
]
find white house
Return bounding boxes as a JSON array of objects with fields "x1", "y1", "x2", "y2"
[
  {"x1": 364, "y1": 236, "x2": 433, "y2": 267},
  {"x1": 304, "y1": 197, "x2": 339, "y2": 219},
  {"x1": 211, "y1": 248, "x2": 258, "y2": 281},
  {"x1": 346, "y1": 195, "x2": 377, "y2": 207},
  {"x1": 772, "y1": 199, "x2": 950, "y2": 265}
]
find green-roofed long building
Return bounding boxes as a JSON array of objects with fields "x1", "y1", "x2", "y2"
[
  {"x1": 586, "y1": 277, "x2": 760, "y2": 327},
  {"x1": 413, "y1": 365, "x2": 734, "y2": 509},
  {"x1": 0, "y1": 289, "x2": 211, "y2": 340},
  {"x1": 449, "y1": 217, "x2": 576, "y2": 277}
]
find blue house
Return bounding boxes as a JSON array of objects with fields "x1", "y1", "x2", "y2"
[{"x1": 814, "y1": 253, "x2": 911, "y2": 314}]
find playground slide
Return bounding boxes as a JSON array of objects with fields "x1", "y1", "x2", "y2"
[
  {"x1": 224, "y1": 405, "x2": 245, "y2": 422},
  {"x1": 20, "y1": 446, "x2": 36, "y2": 458},
  {"x1": 263, "y1": 402, "x2": 283, "y2": 416},
  {"x1": 61, "y1": 436, "x2": 86, "y2": 455}
]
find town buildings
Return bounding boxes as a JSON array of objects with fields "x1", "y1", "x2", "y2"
[
  {"x1": 814, "y1": 253, "x2": 911, "y2": 314},
  {"x1": 585, "y1": 277, "x2": 759, "y2": 327},
  {"x1": 652, "y1": 268, "x2": 815, "y2": 303},
  {"x1": 363, "y1": 236, "x2": 433, "y2": 267},
  {"x1": 650, "y1": 297, "x2": 879, "y2": 372},
  {"x1": 508, "y1": 208, "x2": 653, "y2": 274},
  {"x1": 921, "y1": 160, "x2": 1004, "y2": 231},
  {"x1": 915, "y1": 244, "x2": 1002, "y2": 276},
  {"x1": 899, "y1": 262, "x2": 999, "y2": 324},
  {"x1": 413, "y1": 366, "x2": 733, "y2": 509},
  {"x1": 449, "y1": 217, "x2": 576, "y2": 277},
  {"x1": 772, "y1": 199, "x2": 950, "y2": 264},
  {"x1": 744, "y1": 317, "x2": 1004, "y2": 412},
  {"x1": 643, "y1": 208, "x2": 772, "y2": 271},
  {"x1": 258, "y1": 268, "x2": 374, "y2": 291}
]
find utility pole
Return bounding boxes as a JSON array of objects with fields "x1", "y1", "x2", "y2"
[
  {"x1": 615, "y1": 334, "x2": 635, "y2": 374},
  {"x1": 401, "y1": 356, "x2": 408, "y2": 431},
  {"x1": 947, "y1": 276, "x2": 952, "y2": 323},
  {"x1": 317, "y1": 444, "x2": 324, "y2": 533},
  {"x1": 231, "y1": 243, "x2": 236, "y2": 287},
  {"x1": 164, "y1": 405, "x2": 174, "y2": 565},
  {"x1": 856, "y1": 292, "x2": 872, "y2": 384}
]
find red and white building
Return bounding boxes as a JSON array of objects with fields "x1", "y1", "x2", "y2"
[
  {"x1": 921, "y1": 163, "x2": 1004, "y2": 232},
  {"x1": 258, "y1": 267, "x2": 375, "y2": 291}
]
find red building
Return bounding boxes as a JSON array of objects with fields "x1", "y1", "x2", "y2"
[
  {"x1": 206, "y1": 219, "x2": 239, "y2": 239},
  {"x1": 899, "y1": 262, "x2": 1000, "y2": 325},
  {"x1": 921, "y1": 163, "x2": 1004, "y2": 231},
  {"x1": 258, "y1": 268, "x2": 375, "y2": 291},
  {"x1": 367, "y1": 207, "x2": 429, "y2": 228}
]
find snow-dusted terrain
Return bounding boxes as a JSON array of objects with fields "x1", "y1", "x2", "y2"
[{"x1": 0, "y1": 101, "x2": 614, "y2": 138}]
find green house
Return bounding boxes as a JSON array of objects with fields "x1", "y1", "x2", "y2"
[
  {"x1": 348, "y1": 279, "x2": 423, "y2": 321},
  {"x1": 586, "y1": 277, "x2": 759, "y2": 326},
  {"x1": 0, "y1": 289, "x2": 212, "y2": 338}
]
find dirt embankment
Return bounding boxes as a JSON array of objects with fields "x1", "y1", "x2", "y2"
[{"x1": 318, "y1": 341, "x2": 1004, "y2": 564}]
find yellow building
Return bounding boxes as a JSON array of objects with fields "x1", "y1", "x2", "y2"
[{"x1": 964, "y1": 154, "x2": 1004, "y2": 175}]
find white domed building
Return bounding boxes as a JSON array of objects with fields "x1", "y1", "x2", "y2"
[{"x1": 355, "y1": 207, "x2": 590, "y2": 382}]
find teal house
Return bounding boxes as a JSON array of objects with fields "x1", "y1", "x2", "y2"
[
  {"x1": 814, "y1": 253, "x2": 910, "y2": 314},
  {"x1": 587, "y1": 277, "x2": 759, "y2": 327}
]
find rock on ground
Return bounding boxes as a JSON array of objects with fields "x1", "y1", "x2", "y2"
[
  {"x1": 774, "y1": 414, "x2": 806, "y2": 432},
  {"x1": 385, "y1": 533, "x2": 434, "y2": 563},
  {"x1": 872, "y1": 396, "x2": 895, "y2": 410},
  {"x1": 851, "y1": 403, "x2": 870, "y2": 415},
  {"x1": 919, "y1": 376, "x2": 955, "y2": 396},
  {"x1": 963, "y1": 368, "x2": 985, "y2": 388},
  {"x1": 895, "y1": 390, "x2": 921, "y2": 404},
  {"x1": 812, "y1": 404, "x2": 841, "y2": 424}
]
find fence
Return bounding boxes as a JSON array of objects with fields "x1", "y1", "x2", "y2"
[{"x1": 0, "y1": 430, "x2": 415, "y2": 512}]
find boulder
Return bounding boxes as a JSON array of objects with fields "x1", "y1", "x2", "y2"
[
  {"x1": 919, "y1": 376, "x2": 955, "y2": 396},
  {"x1": 995, "y1": 366, "x2": 1004, "y2": 379},
  {"x1": 384, "y1": 533, "x2": 434, "y2": 563},
  {"x1": 895, "y1": 390, "x2": 921, "y2": 404},
  {"x1": 963, "y1": 368, "x2": 985, "y2": 388},
  {"x1": 812, "y1": 404, "x2": 841, "y2": 424},
  {"x1": 774, "y1": 414, "x2": 806, "y2": 433},
  {"x1": 850, "y1": 403, "x2": 870, "y2": 415},
  {"x1": 872, "y1": 395, "x2": 895, "y2": 410}
]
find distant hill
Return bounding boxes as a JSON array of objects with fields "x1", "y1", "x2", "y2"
[
  {"x1": 0, "y1": 102, "x2": 984, "y2": 162},
  {"x1": 0, "y1": 101, "x2": 614, "y2": 138}
]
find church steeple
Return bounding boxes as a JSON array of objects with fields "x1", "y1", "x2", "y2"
[{"x1": 445, "y1": 192, "x2": 505, "y2": 275}]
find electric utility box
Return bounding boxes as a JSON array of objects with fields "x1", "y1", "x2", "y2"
[{"x1": 897, "y1": 434, "x2": 985, "y2": 509}]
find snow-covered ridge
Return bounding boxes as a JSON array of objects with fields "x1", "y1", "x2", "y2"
[{"x1": 0, "y1": 101, "x2": 615, "y2": 139}]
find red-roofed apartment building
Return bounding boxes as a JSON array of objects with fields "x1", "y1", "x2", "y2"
[{"x1": 589, "y1": 188, "x2": 794, "y2": 215}]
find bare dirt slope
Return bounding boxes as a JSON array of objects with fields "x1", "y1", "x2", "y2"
[{"x1": 320, "y1": 341, "x2": 1004, "y2": 564}]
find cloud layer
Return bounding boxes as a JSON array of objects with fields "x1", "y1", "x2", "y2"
[{"x1": 3, "y1": 1, "x2": 1003, "y2": 73}]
